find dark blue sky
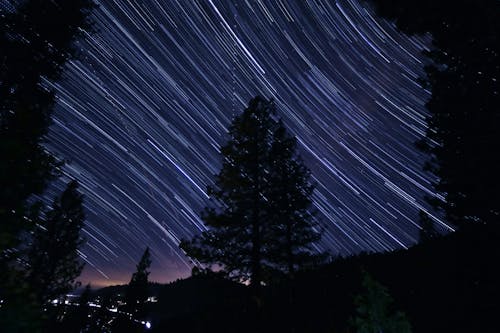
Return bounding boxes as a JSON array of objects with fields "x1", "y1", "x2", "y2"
[{"x1": 43, "y1": 0, "x2": 452, "y2": 286}]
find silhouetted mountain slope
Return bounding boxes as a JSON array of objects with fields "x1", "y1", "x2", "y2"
[
  {"x1": 95, "y1": 223, "x2": 498, "y2": 333},
  {"x1": 284, "y1": 222, "x2": 499, "y2": 333}
]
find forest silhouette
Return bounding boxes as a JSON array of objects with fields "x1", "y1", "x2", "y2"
[{"x1": 1, "y1": 0, "x2": 499, "y2": 332}]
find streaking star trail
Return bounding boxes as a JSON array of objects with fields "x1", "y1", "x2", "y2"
[{"x1": 42, "y1": 0, "x2": 452, "y2": 285}]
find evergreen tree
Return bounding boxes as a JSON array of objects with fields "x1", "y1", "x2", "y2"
[
  {"x1": 180, "y1": 96, "x2": 324, "y2": 286},
  {"x1": 352, "y1": 272, "x2": 412, "y2": 333},
  {"x1": 0, "y1": 0, "x2": 95, "y2": 260},
  {"x1": 0, "y1": 273, "x2": 41, "y2": 332},
  {"x1": 0, "y1": 1, "x2": 94, "y2": 329},
  {"x1": 26, "y1": 180, "x2": 86, "y2": 305},
  {"x1": 125, "y1": 247, "x2": 152, "y2": 318},
  {"x1": 367, "y1": 0, "x2": 500, "y2": 228},
  {"x1": 267, "y1": 121, "x2": 325, "y2": 276}
]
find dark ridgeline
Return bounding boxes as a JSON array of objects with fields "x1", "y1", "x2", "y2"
[
  {"x1": 180, "y1": 96, "x2": 326, "y2": 289},
  {"x1": 0, "y1": 0, "x2": 95, "y2": 331},
  {"x1": 145, "y1": 222, "x2": 496, "y2": 333}
]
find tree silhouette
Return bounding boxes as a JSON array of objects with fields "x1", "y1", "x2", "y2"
[
  {"x1": 125, "y1": 247, "x2": 152, "y2": 318},
  {"x1": 352, "y1": 272, "x2": 412, "y2": 333},
  {"x1": 266, "y1": 121, "x2": 325, "y2": 277},
  {"x1": 367, "y1": 0, "x2": 500, "y2": 228},
  {"x1": 26, "y1": 180, "x2": 86, "y2": 305},
  {"x1": 0, "y1": 0, "x2": 95, "y2": 260},
  {"x1": 0, "y1": 1, "x2": 94, "y2": 329},
  {"x1": 180, "y1": 96, "x2": 323, "y2": 287}
]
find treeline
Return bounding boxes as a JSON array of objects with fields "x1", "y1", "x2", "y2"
[
  {"x1": 1, "y1": 0, "x2": 96, "y2": 331},
  {"x1": 1, "y1": 0, "x2": 499, "y2": 332},
  {"x1": 148, "y1": 221, "x2": 498, "y2": 333},
  {"x1": 52, "y1": 219, "x2": 497, "y2": 333}
]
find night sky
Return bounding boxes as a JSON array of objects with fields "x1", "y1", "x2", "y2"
[{"x1": 41, "y1": 0, "x2": 453, "y2": 286}]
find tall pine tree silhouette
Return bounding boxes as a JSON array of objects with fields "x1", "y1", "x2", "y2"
[
  {"x1": 0, "y1": 0, "x2": 95, "y2": 259},
  {"x1": 0, "y1": 1, "x2": 94, "y2": 330},
  {"x1": 180, "y1": 96, "x2": 324, "y2": 287},
  {"x1": 267, "y1": 121, "x2": 325, "y2": 277},
  {"x1": 125, "y1": 247, "x2": 152, "y2": 318},
  {"x1": 27, "y1": 180, "x2": 86, "y2": 305}
]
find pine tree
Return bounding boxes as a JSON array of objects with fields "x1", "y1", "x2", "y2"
[
  {"x1": 0, "y1": 0, "x2": 95, "y2": 260},
  {"x1": 125, "y1": 247, "x2": 152, "y2": 318},
  {"x1": 180, "y1": 96, "x2": 324, "y2": 287},
  {"x1": 352, "y1": 272, "x2": 412, "y2": 333},
  {"x1": 26, "y1": 180, "x2": 86, "y2": 305},
  {"x1": 267, "y1": 121, "x2": 325, "y2": 276},
  {"x1": 1, "y1": 1, "x2": 94, "y2": 328}
]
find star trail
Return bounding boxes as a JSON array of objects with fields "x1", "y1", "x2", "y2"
[{"x1": 40, "y1": 0, "x2": 453, "y2": 286}]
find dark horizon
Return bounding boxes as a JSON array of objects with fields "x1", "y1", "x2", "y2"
[{"x1": 2, "y1": 0, "x2": 499, "y2": 332}]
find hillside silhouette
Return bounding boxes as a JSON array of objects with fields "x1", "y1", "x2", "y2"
[{"x1": 85, "y1": 222, "x2": 498, "y2": 333}]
